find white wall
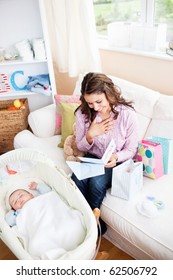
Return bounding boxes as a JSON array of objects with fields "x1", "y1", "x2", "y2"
[
  {"x1": 53, "y1": 49, "x2": 173, "y2": 96},
  {"x1": 0, "y1": 0, "x2": 43, "y2": 49},
  {"x1": 100, "y1": 49, "x2": 173, "y2": 96}
]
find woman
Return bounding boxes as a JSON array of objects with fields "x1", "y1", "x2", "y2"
[{"x1": 71, "y1": 72, "x2": 139, "y2": 234}]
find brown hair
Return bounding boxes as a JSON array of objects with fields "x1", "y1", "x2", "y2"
[{"x1": 76, "y1": 72, "x2": 134, "y2": 121}]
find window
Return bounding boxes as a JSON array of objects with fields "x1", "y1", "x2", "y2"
[
  {"x1": 155, "y1": 0, "x2": 173, "y2": 42},
  {"x1": 93, "y1": 0, "x2": 173, "y2": 52}
]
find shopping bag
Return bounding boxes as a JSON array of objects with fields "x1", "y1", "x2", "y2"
[
  {"x1": 136, "y1": 139, "x2": 164, "y2": 179},
  {"x1": 111, "y1": 159, "x2": 143, "y2": 200},
  {"x1": 147, "y1": 136, "x2": 173, "y2": 174}
]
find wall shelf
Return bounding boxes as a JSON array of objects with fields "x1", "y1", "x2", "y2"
[
  {"x1": 0, "y1": 59, "x2": 47, "y2": 66},
  {"x1": 0, "y1": 90, "x2": 45, "y2": 99}
]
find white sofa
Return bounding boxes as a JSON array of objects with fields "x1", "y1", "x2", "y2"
[{"x1": 14, "y1": 75, "x2": 173, "y2": 260}]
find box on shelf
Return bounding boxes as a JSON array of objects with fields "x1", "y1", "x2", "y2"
[{"x1": 0, "y1": 99, "x2": 29, "y2": 154}]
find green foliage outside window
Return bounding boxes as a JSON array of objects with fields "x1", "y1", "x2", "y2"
[{"x1": 93, "y1": 0, "x2": 173, "y2": 41}]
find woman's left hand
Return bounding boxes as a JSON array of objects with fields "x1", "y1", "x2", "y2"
[{"x1": 105, "y1": 153, "x2": 118, "y2": 168}]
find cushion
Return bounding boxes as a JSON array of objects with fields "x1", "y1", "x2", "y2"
[
  {"x1": 151, "y1": 95, "x2": 173, "y2": 121},
  {"x1": 108, "y1": 75, "x2": 160, "y2": 118},
  {"x1": 58, "y1": 102, "x2": 80, "y2": 148},
  {"x1": 101, "y1": 172, "x2": 173, "y2": 259},
  {"x1": 54, "y1": 95, "x2": 80, "y2": 135},
  {"x1": 144, "y1": 95, "x2": 173, "y2": 139},
  {"x1": 135, "y1": 112, "x2": 151, "y2": 140},
  {"x1": 145, "y1": 119, "x2": 173, "y2": 140}
]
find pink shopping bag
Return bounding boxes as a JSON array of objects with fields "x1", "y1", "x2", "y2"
[{"x1": 136, "y1": 139, "x2": 164, "y2": 179}]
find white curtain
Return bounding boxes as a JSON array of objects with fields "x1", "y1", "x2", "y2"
[{"x1": 44, "y1": 0, "x2": 101, "y2": 77}]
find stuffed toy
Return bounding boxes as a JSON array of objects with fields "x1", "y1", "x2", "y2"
[
  {"x1": 64, "y1": 123, "x2": 85, "y2": 162},
  {"x1": 7, "y1": 99, "x2": 25, "y2": 111}
]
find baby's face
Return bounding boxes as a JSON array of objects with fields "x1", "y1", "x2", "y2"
[{"x1": 9, "y1": 189, "x2": 33, "y2": 211}]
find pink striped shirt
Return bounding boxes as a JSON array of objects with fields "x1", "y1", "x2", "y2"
[{"x1": 75, "y1": 105, "x2": 139, "y2": 163}]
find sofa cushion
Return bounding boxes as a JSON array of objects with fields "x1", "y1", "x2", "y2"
[
  {"x1": 108, "y1": 76, "x2": 161, "y2": 140},
  {"x1": 109, "y1": 76, "x2": 160, "y2": 116},
  {"x1": 145, "y1": 95, "x2": 173, "y2": 139},
  {"x1": 54, "y1": 95, "x2": 80, "y2": 135},
  {"x1": 152, "y1": 95, "x2": 173, "y2": 120},
  {"x1": 58, "y1": 102, "x2": 80, "y2": 148},
  {"x1": 101, "y1": 173, "x2": 173, "y2": 259}
]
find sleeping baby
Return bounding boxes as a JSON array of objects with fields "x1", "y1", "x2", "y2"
[
  {"x1": 5, "y1": 180, "x2": 51, "y2": 226},
  {"x1": 5, "y1": 178, "x2": 86, "y2": 259}
]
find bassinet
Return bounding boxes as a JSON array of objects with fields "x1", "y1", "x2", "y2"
[{"x1": 0, "y1": 148, "x2": 98, "y2": 260}]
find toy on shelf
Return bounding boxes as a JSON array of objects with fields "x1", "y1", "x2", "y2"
[
  {"x1": 0, "y1": 74, "x2": 11, "y2": 93},
  {"x1": 7, "y1": 99, "x2": 25, "y2": 111}
]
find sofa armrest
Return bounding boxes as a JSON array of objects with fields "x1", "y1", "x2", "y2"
[{"x1": 28, "y1": 104, "x2": 56, "y2": 137}]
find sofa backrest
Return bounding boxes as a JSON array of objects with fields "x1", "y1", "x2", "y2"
[
  {"x1": 145, "y1": 94, "x2": 173, "y2": 139},
  {"x1": 28, "y1": 104, "x2": 56, "y2": 137},
  {"x1": 108, "y1": 76, "x2": 160, "y2": 140}
]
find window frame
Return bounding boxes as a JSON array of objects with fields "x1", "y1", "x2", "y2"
[
  {"x1": 94, "y1": 0, "x2": 173, "y2": 61},
  {"x1": 141, "y1": 0, "x2": 155, "y2": 26}
]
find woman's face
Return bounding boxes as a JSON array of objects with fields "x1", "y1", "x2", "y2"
[
  {"x1": 9, "y1": 189, "x2": 33, "y2": 210},
  {"x1": 84, "y1": 93, "x2": 110, "y2": 114}
]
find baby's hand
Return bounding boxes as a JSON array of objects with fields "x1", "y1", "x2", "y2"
[{"x1": 28, "y1": 181, "x2": 38, "y2": 190}]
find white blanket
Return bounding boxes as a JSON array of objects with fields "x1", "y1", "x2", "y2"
[{"x1": 15, "y1": 191, "x2": 86, "y2": 259}]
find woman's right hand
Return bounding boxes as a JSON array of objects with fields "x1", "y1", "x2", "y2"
[{"x1": 86, "y1": 117, "x2": 114, "y2": 144}]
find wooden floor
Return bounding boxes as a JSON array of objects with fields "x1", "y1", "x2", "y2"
[
  {"x1": 0, "y1": 237, "x2": 133, "y2": 260},
  {"x1": 98, "y1": 237, "x2": 134, "y2": 260},
  {"x1": 0, "y1": 240, "x2": 17, "y2": 260}
]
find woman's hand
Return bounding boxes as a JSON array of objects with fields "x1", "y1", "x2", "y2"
[
  {"x1": 28, "y1": 181, "x2": 38, "y2": 190},
  {"x1": 105, "y1": 153, "x2": 118, "y2": 168},
  {"x1": 86, "y1": 117, "x2": 114, "y2": 144}
]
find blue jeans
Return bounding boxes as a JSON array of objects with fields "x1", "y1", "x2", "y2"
[{"x1": 71, "y1": 154, "x2": 113, "y2": 210}]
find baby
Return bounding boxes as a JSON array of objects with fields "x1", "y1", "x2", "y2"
[
  {"x1": 5, "y1": 178, "x2": 86, "y2": 259},
  {"x1": 5, "y1": 180, "x2": 51, "y2": 227}
]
